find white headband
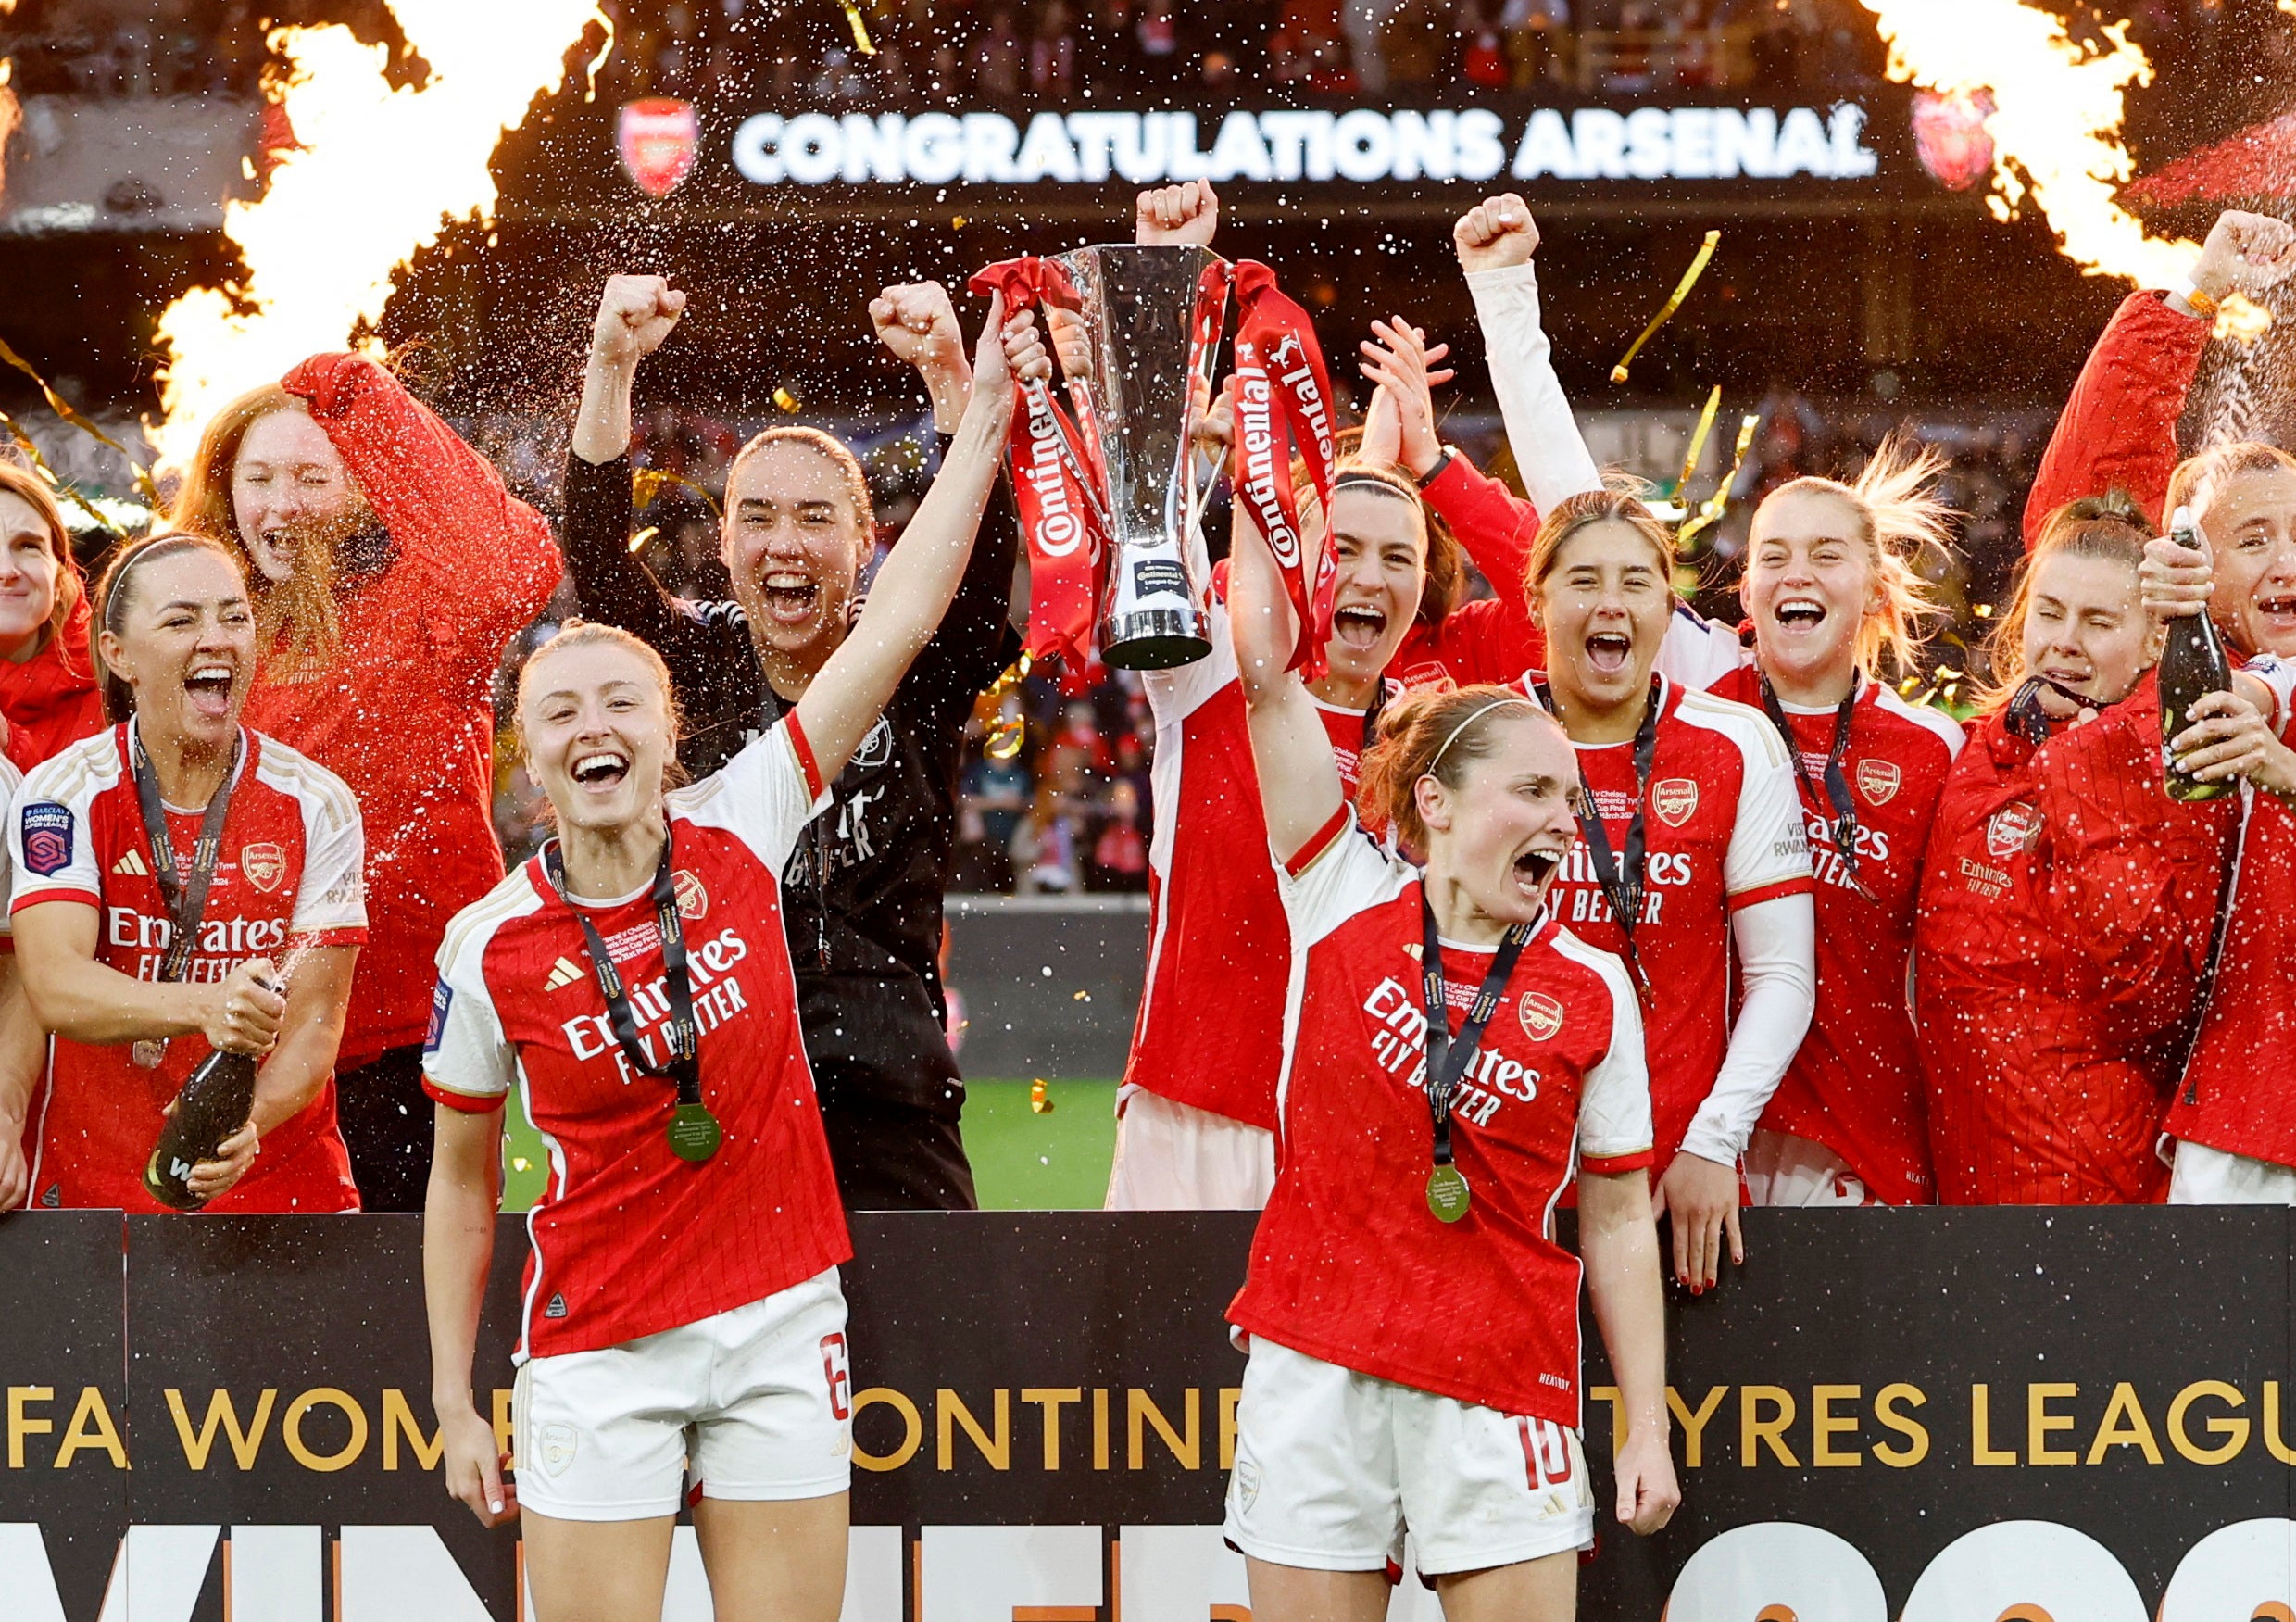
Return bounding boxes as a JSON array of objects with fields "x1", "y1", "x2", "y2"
[{"x1": 1425, "y1": 698, "x2": 1536, "y2": 776}]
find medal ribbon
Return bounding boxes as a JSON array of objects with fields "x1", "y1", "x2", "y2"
[
  {"x1": 1537, "y1": 676, "x2": 1662, "y2": 990},
  {"x1": 1230, "y1": 261, "x2": 1338, "y2": 679},
  {"x1": 1419, "y1": 891, "x2": 1532, "y2": 1174},
  {"x1": 1756, "y1": 673, "x2": 1875, "y2": 903},
  {"x1": 968, "y1": 258, "x2": 1113, "y2": 684},
  {"x1": 130, "y1": 723, "x2": 242, "y2": 987},
  {"x1": 545, "y1": 836, "x2": 704, "y2": 1115}
]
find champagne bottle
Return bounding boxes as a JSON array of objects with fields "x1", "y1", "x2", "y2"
[
  {"x1": 2161, "y1": 504, "x2": 2236, "y2": 803},
  {"x1": 143, "y1": 973, "x2": 278, "y2": 1211}
]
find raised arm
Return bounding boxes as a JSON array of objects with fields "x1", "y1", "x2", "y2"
[
  {"x1": 794, "y1": 301, "x2": 1040, "y2": 779},
  {"x1": 1231, "y1": 461, "x2": 1347, "y2": 862},
  {"x1": 2022, "y1": 211, "x2": 2296, "y2": 547},
  {"x1": 14, "y1": 901, "x2": 284, "y2": 1053},
  {"x1": 1455, "y1": 195, "x2": 1603, "y2": 516}
]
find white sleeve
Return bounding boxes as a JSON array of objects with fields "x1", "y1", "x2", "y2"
[
  {"x1": 1463, "y1": 259, "x2": 1604, "y2": 514},
  {"x1": 683, "y1": 713, "x2": 834, "y2": 875},
  {"x1": 1576, "y1": 953, "x2": 1653, "y2": 1167},
  {"x1": 2241, "y1": 654, "x2": 2296, "y2": 736},
  {"x1": 288, "y1": 772, "x2": 368, "y2": 939},
  {"x1": 1679, "y1": 893, "x2": 1816, "y2": 1166},
  {"x1": 1723, "y1": 720, "x2": 1814, "y2": 903},
  {"x1": 420, "y1": 935, "x2": 514, "y2": 1113},
  {"x1": 1274, "y1": 809, "x2": 1409, "y2": 948},
  {"x1": 1144, "y1": 594, "x2": 1238, "y2": 725},
  {"x1": 1656, "y1": 604, "x2": 1751, "y2": 692},
  {"x1": 8, "y1": 766, "x2": 100, "y2": 913}
]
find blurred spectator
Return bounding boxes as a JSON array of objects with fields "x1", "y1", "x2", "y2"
[
  {"x1": 1086, "y1": 779, "x2": 1149, "y2": 892},
  {"x1": 1013, "y1": 787, "x2": 1081, "y2": 893}
]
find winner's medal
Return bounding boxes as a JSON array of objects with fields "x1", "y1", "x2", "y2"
[
  {"x1": 1419, "y1": 893, "x2": 1531, "y2": 1230},
  {"x1": 667, "y1": 1100, "x2": 722, "y2": 1163},
  {"x1": 1426, "y1": 1163, "x2": 1471, "y2": 1223},
  {"x1": 548, "y1": 834, "x2": 717, "y2": 1169},
  {"x1": 132, "y1": 1038, "x2": 169, "y2": 1070}
]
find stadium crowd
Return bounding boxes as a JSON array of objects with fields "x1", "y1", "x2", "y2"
[{"x1": 3, "y1": 169, "x2": 2296, "y2": 1614}]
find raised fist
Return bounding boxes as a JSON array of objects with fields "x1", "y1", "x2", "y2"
[
  {"x1": 869, "y1": 281, "x2": 967, "y2": 373},
  {"x1": 590, "y1": 274, "x2": 685, "y2": 368},
  {"x1": 2192, "y1": 209, "x2": 2296, "y2": 305},
  {"x1": 1453, "y1": 195, "x2": 1540, "y2": 275},
  {"x1": 1135, "y1": 182, "x2": 1220, "y2": 247}
]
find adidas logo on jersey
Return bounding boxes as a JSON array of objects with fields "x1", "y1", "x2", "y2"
[
  {"x1": 112, "y1": 849, "x2": 150, "y2": 877},
  {"x1": 545, "y1": 1293, "x2": 569, "y2": 1319},
  {"x1": 543, "y1": 957, "x2": 586, "y2": 992}
]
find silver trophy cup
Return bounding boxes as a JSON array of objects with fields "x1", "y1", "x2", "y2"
[{"x1": 1047, "y1": 243, "x2": 1229, "y2": 670}]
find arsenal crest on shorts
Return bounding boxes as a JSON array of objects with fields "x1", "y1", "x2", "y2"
[
  {"x1": 1650, "y1": 778, "x2": 1699, "y2": 828},
  {"x1": 1857, "y1": 758, "x2": 1901, "y2": 806},
  {"x1": 1987, "y1": 800, "x2": 2041, "y2": 860},
  {"x1": 239, "y1": 842, "x2": 286, "y2": 893},
  {"x1": 1517, "y1": 991, "x2": 1565, "y2": 1042},
  {"x1": 616, "y1": 97, "x2": 698, "y2": 198}
]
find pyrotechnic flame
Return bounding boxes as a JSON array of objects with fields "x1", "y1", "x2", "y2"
[
  {"x1": 1858, "y1": 1, "x2": 2214, "y2": 299},
  {"x1": 150, "y1": 1, "x2": 607, "y2": 473}
]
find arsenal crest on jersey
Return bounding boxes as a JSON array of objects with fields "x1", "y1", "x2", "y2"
[
  {"x1": 1650, "y1": 778, "x2": 1699, "y2": 828},
  {"x1": 617, "y1": 97, "x2": 698, "y2": 199},
  {"x1": 239, "y1": 842, "x2": 286, "y2": 893},
  {"x1": 1518, "y1": 991, "x2": 1565, "y2": 1042},
  {"x1": 1857, "y1": 758, "x2": 1902, "y2": 806},
  {"x1": 1987, "y1": 800, "x2": 2041, "y2": 860},
  {"x1": 673, "y1": 868, "x2": 709, "y2": 921}
]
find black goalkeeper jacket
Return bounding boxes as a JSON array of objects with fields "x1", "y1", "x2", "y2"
[{"x1": 558, "y1": 444, "x2": 1020, "y2": 1106}]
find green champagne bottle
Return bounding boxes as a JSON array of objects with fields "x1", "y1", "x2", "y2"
[{"x1": 2160, "y1": 505, "x2": 2236, "y2": 803}]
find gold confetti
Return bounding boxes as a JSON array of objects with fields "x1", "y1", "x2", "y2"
[
  {"x1": 1071, "y1": 989, "x2": 1091, "y2": 1002},
  {"x1": 632, "y1": 466, "x2": 723, "y2": 520},
  {"x1": 1029, "y1": 1078, "x2": 1054, "y2": 1114},
  {"x1": 980, "y1": 654, "x2": 1032, "y2": 759},
  {"x1": 0, "y1": 336, "x2": 163, "y2": 509},
  {"x1": 1675, "y1": 412, "x2": 1760, "y2": 552},
  {"x1": 772, "y1": 385, "x2": 802, "y2": 413},
  {"x1": 512, "y1": 1157, "x2": 531, "y2": 1172},
  {"x1": 951, "y1": 215, "x2": 968, "y2": 229},
  {"x1": 626, "y1": 524, "x2": 659, "y2": 555},
  {"x1": 1675, "y1": 385, "x2": 1722, "y2": 496},
  {"x1": 1612, "y1": 230, "x2": 1721, "y2": 385},
  {"x1": 840, "y1": 0, "x2": 876, "y2": 55},
  {"x1": 1973, "y1": 603, "x2": 1994, "y2": 618}
]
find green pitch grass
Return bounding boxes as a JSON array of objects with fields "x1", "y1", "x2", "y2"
[{"x1": 499, "y1": 1077, "x2": 1121, "y2": 1213}]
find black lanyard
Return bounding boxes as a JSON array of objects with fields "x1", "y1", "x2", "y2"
[
  {"x1": 1757, "y1": 673, "x2": 1875, "y2": 902},
  {"x1": 544, "y1": 831, "x2": 721, "y2": 1162},
  {"x1": 1419, "y1": 890, "x2": 1531, "y2": 1222},
  {"x1": 129, "y1": 724, "x2": 240, "y2": 986},
  {"x1": 2004, "y1": 674, "x2": 2112, "y2": 747},
  {"x1": 1537, "y1": 675, "x2": 1661, "y2": 989}
]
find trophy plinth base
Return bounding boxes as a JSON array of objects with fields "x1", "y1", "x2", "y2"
[{"x1": 1102, "y1": 606, "x2": 1211, "y2": 670}]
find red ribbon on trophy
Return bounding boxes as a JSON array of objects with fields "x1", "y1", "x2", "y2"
[
  {"x1": 1229, "y1": 260, "x2": 1338, "y2": 679},
  {"x1": 968, "y1": 258, "x2": 1112, "y2": 687}
]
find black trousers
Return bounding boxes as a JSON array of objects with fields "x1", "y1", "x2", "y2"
[
  {"x1": 335, "y1": 1044, "x2": 433, "y2": 1213},
  {"x1": 816, "y1": 1075, "x2": 978, "y2": 1212}
]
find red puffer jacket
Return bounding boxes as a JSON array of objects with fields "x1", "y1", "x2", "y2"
[
  {"x1": 244, "y1": 354, "x2": 561, "y2": 1068},
  {"x1": 0, "y1": 592, "x2": 106, "y2": 772},
  {"x1": 1914, "y1": 678, "x2": 2230, "y2": 1204}
]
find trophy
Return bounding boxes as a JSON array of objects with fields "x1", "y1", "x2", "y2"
[{"x1": 1035, "y1": 244, "x2": 1231, "y2": 670}]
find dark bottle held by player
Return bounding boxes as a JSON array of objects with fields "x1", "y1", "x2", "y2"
[
  {"x1": 2161, "y1": 505, "x2": 2236, "y2": 803},
  {"x1": 143, "y1": 975, "x2": 277, "y2": 1211}
]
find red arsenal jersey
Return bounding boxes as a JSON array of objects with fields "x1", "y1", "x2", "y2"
[
  {"x1": 1914, "y1": 677, "x2": 2240, "y2": 1204},
  {"x1": 422, "y1": 718, "x2": 849, "y2": 1360},
  {"x1": 1522, "y1": 675, "x2": 1813, "y2": 1175},
  {"x1": 1123, "y1": 609, "x2": 1385, "y2": 1132},
  {"x1": 9, "y1": 725, "x2": 368, "y2": 1213},
  {"x1": 1228, "y1": 812, "x2": 1651, "y2": 1426},
  {"x1": 1706, "y1": 667, "x2": 1962, "y2": 1203}
]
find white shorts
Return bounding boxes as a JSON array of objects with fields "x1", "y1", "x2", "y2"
[
  {"x1": 1742, "y1": 1128, "x2": 1877, "y2": 1208},
  {"x1": 511, "y1": 1267, "x2": 853, "y2": 1522},
  {"x1": 2168, "y1": 1140, "x2": 2296, "y2": 1205},
  {"x1": 1223, "y1": 1337, "x2": 1595, "y2": 1579},
  {"x1": 1105, "y1": 1087, "x2": 1275, "y2": 1211}
]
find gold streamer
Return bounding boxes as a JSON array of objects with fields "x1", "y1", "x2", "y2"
[
  {"x1": 631, "y1": 466, "x2": 722, "y2": 522},
  {"x1": 1611, "y1": 230, "x2": 1721, "y2": 385},
  {"x1": 1674, "y1": 412, "x2": 1760, "y2": 553},
  {"x1": 0, "y1": 335, "x2": 163, "y2": 509},
  {"x1": 772, "y1": 385, "x2": 802, "y2": 413},
  {"x1": 1029, "y1": 1077, "x2": 1053, "y2": 1114},
  {"x1": 1675, "y1": 385, "x2": 1722, "y2": 497},
  {"x1": 979, "y1": 652, "x2": 1032, "y2": 759},
  {"x1": 840, "y1": 1, "x2": 876, "y2": 56},
  {"x1": 0, "y1": 409, "x2": 127, "y2": 535}
]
